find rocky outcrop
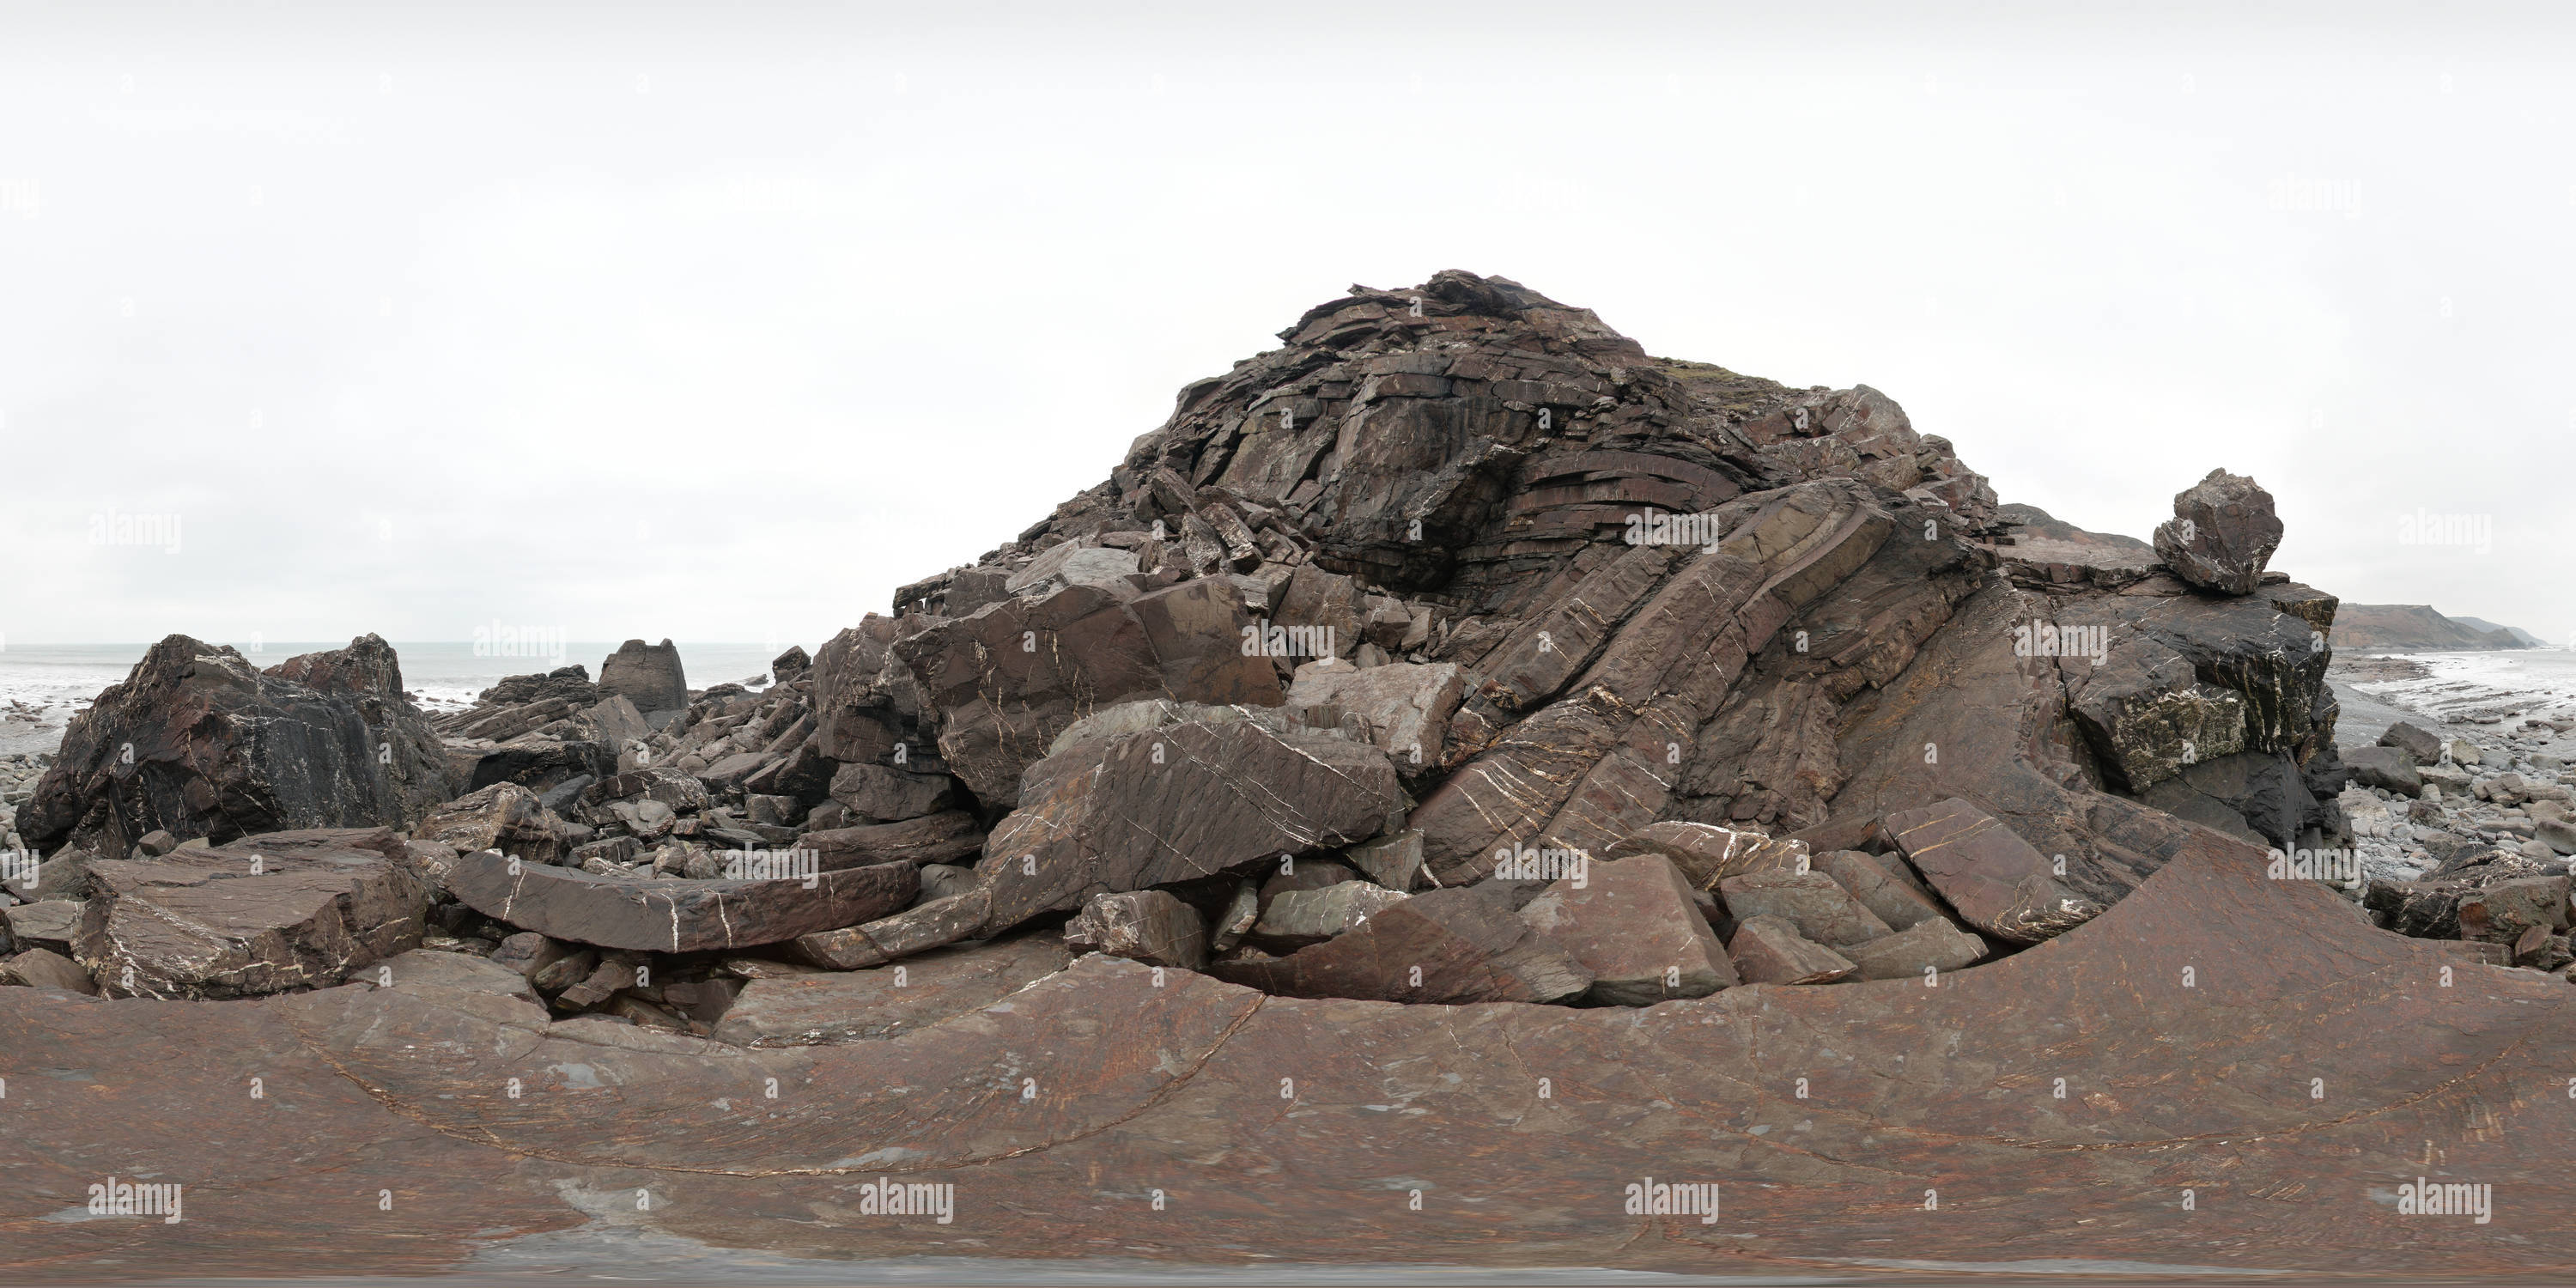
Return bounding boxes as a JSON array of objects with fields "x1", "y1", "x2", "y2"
[{"x1": 19, "y1": 635, "x2": 454, "y2": 861}]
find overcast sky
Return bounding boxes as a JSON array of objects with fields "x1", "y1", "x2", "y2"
[{"x1": 2, "y1": 2, "x2": 2569, "y2": 649}]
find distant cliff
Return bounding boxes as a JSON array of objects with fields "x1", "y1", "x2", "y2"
[{"x1": 2329, "y1": 605, "x2": 2537, "y2": 652}]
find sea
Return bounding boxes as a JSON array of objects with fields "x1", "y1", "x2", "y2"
[
  {"x1": 0, "y1": 641, "x2": 799, "y2": 756},
  {"x1": 2343, "y1": 647, "x2": 2576, "y2": 727}
]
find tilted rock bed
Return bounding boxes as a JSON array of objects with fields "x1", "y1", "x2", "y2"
[{"x1": 8, "y1": 271, "x2": 2570, "y2": 1037}]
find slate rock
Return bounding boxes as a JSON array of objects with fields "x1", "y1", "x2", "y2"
[
  {"x1": 1207, "y1": 884, "x2": 1590, "y2": 1003},
  {"x1": 793, "y1": 889, "x2": 994, "y2": 970},
  {"x1": 3, "y1": 899, "x2": 82, "y2": 954},
  {"x1": 1342, "y1": 829, "x2": 1425, "y2": 892},
  {"x1": 2380, "y1": 721, "x2": 2445, "y2": 763},
  {"x1": 1883, "y1": 798, "x2": 2103, "y2": 945},
  {"x1": 419, "y1": 783, "x2": 574, "y2": 868},
  {"x1": 826, "y1": 762, "x2": 957, "y2": 823},
  {"x1": 1814, "y1": 849, "x2": 1951, "y2": 932},
  {"x1": 2151, "y1": 469, "x2": 2283, "y2": 596},
  {"x1": 72, "y1": 837, "x2": 428, "y2": 999},
  {"x1": 1251, "y1": 881, "x2": 1407, "y2": 951},
  {"x1": 2343, "y1": 744, "x2": 2423, "y2": 797},
  {"x1": 19, "y1": 635, "x2": 453, "y2": 861},
  {"x1": 598, "y1": 639, "x2": 690, "y2": 714},
  {"x1": 1727, "y1": 914, "x2": 1856, "y2": 985},
  {"x1": 803, "y1": 811, "x2": 983, "y2": 870},
  {"x1": 1716, "y1": 868, "x2": 1893, "y2": 948},
  {"x1": 1285, "y1": 660, "x2": 1464, "y2": 778},
  {"x1": 977, "y1": 708, "x2": 1405, "y2": 935},
  {"x1": 1516, "y1": 854, "x2": 1735, "y2": 1005},
  {"x1": 1839, "y1": 916, "x2": 1988, "y2": 981},
  {"x1": 1065, "y1": 890, "x2": 1211, "y2": 969},
  {"x1": 0, "y1": 946, "x2": 98, "y2": 993},
  {"x1": 1601, "y1": 822, "x2": 1807, "y2": 890},
  {"x1": 445, "y1": 849, "x2": 918, "y2": 953}
]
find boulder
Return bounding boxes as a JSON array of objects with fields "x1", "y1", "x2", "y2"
[
  {"x1": 1882, "y1": 798, "x2": 2103, "y2": 945},
  {"x1": 418, "y1": 782, "x2": 574, "y2": 868},
  {"x1": 1250, "y1": 881, "x2": 1407, "y2": 951},
  {"x1": 1341, "y1": 830, "x2": 1425, "y2": 892},
  {"x1": 3, "y1": 899, "x2": 82, "y2": 954},
  {"x1": 1065, "y1": 890, "x2": 1211, "y2": 969},
  {"x1": 19, "y1": 635, "x2": 453, "y2": 861},
  {"x1": 975, "y1": 706, "x2": 1406, "y2": 935},
  {"x1": 1600, "y1": 822, "x2": 1806, "y2": 890},
  {"x1": 892, "y1": 578, "x2": 1285, "y2": 809},
  {"x1": 2380, "y1": 721, "x2": 2445, "y2": 763},
  {"x1": 2455, "y1": 876, "x2": 2572, "y2": 945},
  {"x1": 769, "y1": 645, "x2": 811, "y2": 684},
  {"x1": 486, "y1": 931, "x2": 574, "y2": 981},
  {"x1": 0, "y1": 946, "x2": 97, "y2": 993},
  {"x1": 1839, "y1": 916, "x2": 1988, "y2": 981},
  {"x1": 2342, "y1": 744, "x2": 2423, "y2": 797},
  {"x1": 1715, "y1": 868, "x2": 1893, "y2": 948},
  {"x1": 71, "y1": 835, "x2": 428, "y2": 999},
  {"x1": 1726, "y1": 915, "x2": 1856, "y2": 984},
  {"x1": 1516, "y1": 854, "x2": 1735, "y2": 1005},
  {"x1": 1207, "y1": 884, "x2": 1589, "y2": 1003},
  {"x1": 1003, "y1": 542, "x2": 1144, "y2": 598},
  {"x1": 825, "y1": 762, "x2": 956, "y2": 823},
  {"x1": 443, "y1": 849, "x2": 917, "y2": 953},
  {"x1": 1284, "y1": 660, "x2": 1464, "y2": 777},
  {"x1": 598, "y1": 639, "x2": 690, "y2": 715},
  {"x1": 1812, "y1": 849, "x2": 1950, "y2": 932},
  {"x1": 714, "y1": 935, "x2": 1072, "y2": 1047},
  {"x1": 2151, "y1": 469, "x2": 2283, "y2": 595}
]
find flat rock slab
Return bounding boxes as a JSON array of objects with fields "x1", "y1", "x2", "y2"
[
  {"x1": 371, "y1": 947, "x2": 543, "y2": 1005},
  {"x1": 1840, "y1": 916, "x2": 1989, "y2": 981},
  {"x1": 803, "y1": 811, "x2": 983, "y2": 869},
  {"x1": 73, "y1": 840, "x2": 428, "y2": 999},
  {"x1": 1814, "y1": 848, "x2": 1951, "y2": 932},
  {"x1": 1517, "y1": 854, "x2": 1735, "y2": 1004},
  {"x1": 1884, "y1": 797, "x2": 2104, "y2": 944},
  {"x1": 3, "y1": 899, "x2": 82, "y2": 952},
  {"x1": 1601, "y1": 821, "x2": 1807, "y2": 889},
  {"x1": 713, "y1": 935, "x2": 1072, "y2": 1047},
  {"x1": 446, "y1": 849, "x2": 917, "y2": 952},
  {"x1": 7, "y1": 820, "x2": 2576, "y2": 1278}
]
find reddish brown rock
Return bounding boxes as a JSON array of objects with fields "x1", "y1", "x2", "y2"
[
  {"x1": 1064, "y1": 890, "x2": 1210, "y2": 969},
  {"x1": 802, "y1": 811, "x2": 983, "y2": 870},
  {"x1": 1884, "y1": 797, "x2": 2104, "y2": 944},
  {"x1": 1813, "y1": 848, "x2": 1952, "y2": 932},
  {"x1": 714, "y1": 934, "x2": 1072, "y2": 1047},
  {"x1": 1727, "y1": 914, "x2": 1856, "y2": 984},
  {"x1": 1599, "y1": 821, "x2": 1807, "y2": 889},
  {"x1": 1516, "y1": 854, "x2": 1735, "y2": 1004},
  {"x1": 793, "y1": 889, "x2": 993, "y2": 969},
  {"x1": 0, "y1": 946, "x2": 98, "y2": 993},
  {"x1": 1715, "y1": 868, "x2": 1893, "y2": 948},
  {"x1": 445, "y1": 848, "x2": 917, "y2": 953},
  {"x1": 1839, "y1": 915, "x2": 1988, "y2": 981},
  {"x1": 975, "y1": 707, "x2": 1405, "y2": 934},
  {"x1": 71, "y1": 835, "x2": 428, "y2": 999},
  {"x1": 1208, "y1": 884, "x2": 1589, "y2": 1003}
]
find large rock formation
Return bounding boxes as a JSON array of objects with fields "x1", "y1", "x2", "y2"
[{"x1": 19, "y1": 635, "x2": 454, "y2": 860}]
